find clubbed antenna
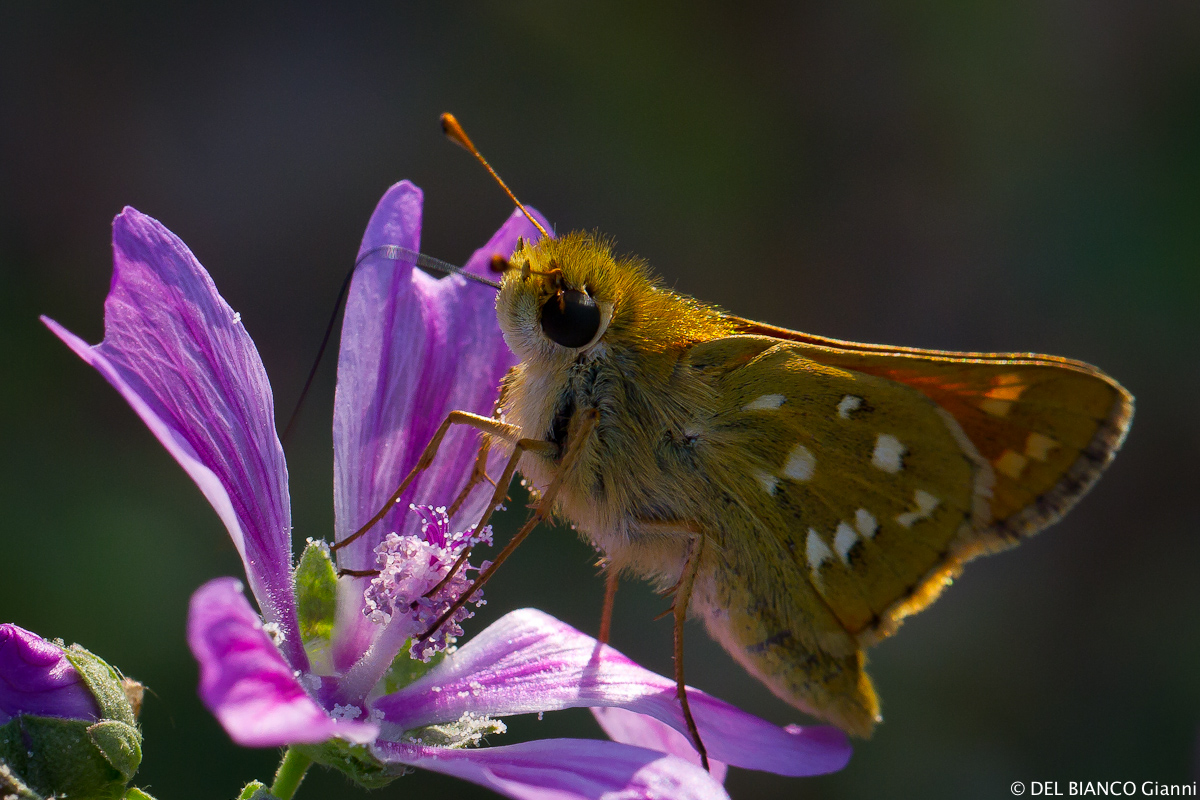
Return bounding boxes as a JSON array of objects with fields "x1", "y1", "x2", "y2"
[{"x1": 441, "y1": 113, "x2": 550, "y2": 240}]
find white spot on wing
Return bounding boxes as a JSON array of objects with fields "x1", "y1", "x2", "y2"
[
  {"x1": 806, "y1": 528, "x2": 833, "y2": 573},
  {"x1": 896, "y1": 490, "x2": 940, "y2": 528},
  {"x1": 871, "y1": 434, "x2": 906, "y2": 473},
  {"x1": 743, "y1": 394, "x2": 785, "y2": 411},
  {"x1": 855, "y1": 508, "x2": 878, "y2": 538},
  {"x1": 783, "y1": 444, "x2": 816, "y2": 481},
  {"x1": 979, "y1": 398, "x2": 1012, "y2": 417},
  {"x1": 834, "y1": 522, "x2": 858, "y2": 564},
  {"x1": 753, "y1": 469, "x2": 779, "y2": 495},
  {"x1": 837, "y1": 395, "x2": 862, "y2": 419},
  {"x1": 995, "y1": 450, "x2": 1028, "y2": 479},
  {"x1": 1024, "y1": 432, "x2": 1058, "y2": 461}
]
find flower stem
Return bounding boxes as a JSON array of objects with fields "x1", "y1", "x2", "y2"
[{"x1": 269, "y1": 747, "x2": 313, "y2": 800}]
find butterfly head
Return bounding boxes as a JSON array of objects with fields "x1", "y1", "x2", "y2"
[{"x1": 495, "y1": 232, "x2": 621, "y2": 366}]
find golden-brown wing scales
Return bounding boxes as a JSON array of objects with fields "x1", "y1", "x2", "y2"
[{"x1": 681, "y1": 330, "x2": 1131, "y2": 736}]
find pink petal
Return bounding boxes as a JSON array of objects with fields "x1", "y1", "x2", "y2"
[
  {"x1": 330, "y1": 180, "x2": 550, "y2": 670},
  {"x1": 187, "y1": 578, "x2": 377, "y2": 747},
  {"x1": 374, "y1": 609, "x2": 850, "y2": 777},
  {"x1": 373, "y1": 737, "x2": 729, "y2": 800},
  {"x1": 42, "y1": 208, "x2": 303, "y2": 667},
  {"x1": 592, "y1": 707, "x2": 728, "y2": 784}
]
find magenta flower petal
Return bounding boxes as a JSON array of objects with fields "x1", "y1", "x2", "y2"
[
  {"x1": 41, "y1": 208, "x2": 303, "y2": 667},
  {"x1": 373, "y1": 737, "x2": 729, "y2": 800},
  {"x1": 592, "y1": 707, "x2": 729, "y2": 784},
  {"x1": 331, "y1": 180, "x2": 550, "y2": 669},
  {"x1": 187, "y1": 578, "x2": 378, "y2": 747},
  {"x1": 374, "y1": 609, "x2": 850, "y2": 777},
  {"x1": 0, "y1": 624, "x2": 101, "y2": 724}
]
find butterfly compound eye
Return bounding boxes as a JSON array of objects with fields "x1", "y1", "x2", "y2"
[{"x1": 540, "y1": 289, "x2": 601, "y2": 348}]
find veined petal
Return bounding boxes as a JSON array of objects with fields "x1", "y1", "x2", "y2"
[
  {"x1": 187, "y1": 578, "x2": 377, "y2": 747},
  {"x1": 0, "y1": 623, "x2": 101, "y2": 724},
  {"x1": 42, "y1": 208, "x2": 303, "y2": 667},
  {"x1": 331, "y1": 180, "x2": 550, "y2": 669},
  {"x1": 592, "y1": 707, "x2": 728, "y2": 785},
  {"x1": 374, "y1": 609, "x2": 850, "y2": 777},
  {"x1": 373, "y1": 737, "x2": 729, "y2": 800}
]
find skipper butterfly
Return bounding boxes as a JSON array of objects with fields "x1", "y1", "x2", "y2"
[{"x1": 335, "y1": 115, "x2": 1132, "y2": 768}]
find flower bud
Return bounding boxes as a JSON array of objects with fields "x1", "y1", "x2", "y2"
[{"x1": 0, "y1": 624, "x2": 150, "y2": 799}]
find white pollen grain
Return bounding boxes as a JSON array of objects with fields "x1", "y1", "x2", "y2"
[
  {"x1": 834, "y1": 522, "x2": 858, "y2": 564},
  {"x1": 783, "y1": 444, "x2": 816, "y2": 481},
  {"x1": 837, "y1": 395, "x2": 862, "y2": 419},
  {"x1": 855, "y1": 508, "x2": 878, "y2": 538},
  {"x1": 896, "y1": 489, "x2": 940, "y2": 528},
  {"x1": 753, "y1": 469, "x2": 779, "y2": 495},
  {"x1": 871, "y1": 434, "x2": 906, "y2": 473},
  {"x1": 742, "y1": 394, "x2": 785, "y2": 411},
  {"x1": 806, "y1": 528, "x2": 833, "y2": 573}
]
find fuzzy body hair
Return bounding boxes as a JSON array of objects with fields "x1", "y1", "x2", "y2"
[{"x1": 496, "y1": 233, "x2": 736, "y2": 585}]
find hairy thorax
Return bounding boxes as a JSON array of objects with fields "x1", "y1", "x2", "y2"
[{"x1": 502, "y1": 342, "x2": 719, "y2": 586}]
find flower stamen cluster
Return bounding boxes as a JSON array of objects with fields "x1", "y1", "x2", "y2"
[{"x1": 363, "y1": 505, "x2": 492, "y2": 660}]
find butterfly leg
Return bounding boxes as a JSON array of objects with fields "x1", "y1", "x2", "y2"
[
  {"x1": 417, "y1": 408, "x2": 601, "y2": 643},
  {"x1": 446, "y1": 436, "x2": 498, "y2": 517},
  {"x1": 598, "y1": 569, "x2": 619, "y2": 644},
  {"x1": 331, "y1": 410, "x2": 522, "y2": 554},
  {"x1": 447, "y1": 376, "x2": 516, "y2": 517},
  {"x1": 674, "y1": 530, "x2": 710, "y2": 771},
  {"x1": 630, "y1": 518, "x2": 712, "y2": 770}
]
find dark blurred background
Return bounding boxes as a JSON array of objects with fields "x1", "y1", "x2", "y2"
[{"x1": 2, "y1": 3, "x2": 1198, "y2": 798}]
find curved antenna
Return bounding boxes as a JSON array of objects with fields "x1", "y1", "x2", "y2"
[
  {"x1": 280, "y1": 245, "x2": 499, "y2": 446},
  {"x1": 441, "y1": 113, "x2": 550, "y2": 240}
]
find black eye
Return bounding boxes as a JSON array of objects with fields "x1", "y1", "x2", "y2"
[{"x1": 540, "y1": 289, "x2": 601, "y2": 348}]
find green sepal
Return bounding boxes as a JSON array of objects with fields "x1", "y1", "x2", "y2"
[
  {"x1": 123, "y1": 787, "x2": 158, "y2": 800},
  {"x1": 381, "y1": 643, "x2": 446, "y2": 695},
  {"x1": 88, "y1": 720, "x2": 143, "y2": 780},
  {"x1": 237, "y1": 779, "x2": 276, "y2": 800},
  {"x1": 295, "y1": 539, "x2": 337, "y2": 670},
  {"x1": 293, "y1": 739, "x2": 396, "y2": 790},
  {"x1": 0, "y1": 715, "x2": 129, "y2": 799},
  {"x1": 61, "y1": 644, "x2": 138, "y2": 728}
]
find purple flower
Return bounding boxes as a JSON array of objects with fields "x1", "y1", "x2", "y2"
[
  {"x1": 0, "y1": 624, "x2": 101, "y2": 724},
  {"x1": 44, "y1": 182, "x2": 851, "y2": 798}
]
